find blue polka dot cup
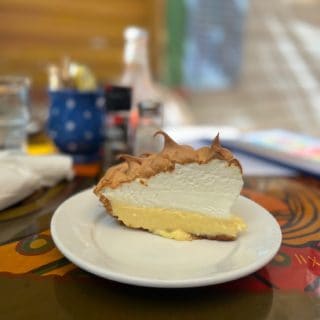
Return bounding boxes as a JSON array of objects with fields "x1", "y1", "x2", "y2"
[{"x1": 47, "y1": 90, "x2": 106, "y2": 163}]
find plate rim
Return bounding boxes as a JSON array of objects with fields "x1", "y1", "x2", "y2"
[{"x1": 51, "y1": 189, "x2": 282, "y2": 288}]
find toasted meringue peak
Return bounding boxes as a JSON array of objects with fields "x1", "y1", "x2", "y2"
[
  {"x1": 156, "y1": 130, "x2": 197, "y2": 164},
  {"x1": 211, "y1": 133, "x2": 220, "y2": 149},
  {"x1": 154, "y1": 130, "x2": 178, "y2": 148},
  {"x1": 209, "y1": 134, "x2": 233, "y2": 161},
  {"x1": 95, "y1": 131, "x2": 242, "y2": 191}
]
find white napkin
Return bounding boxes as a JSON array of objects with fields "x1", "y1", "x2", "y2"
[{"x1": 0, "y1": 152, "x2": 74, "y2": 210}]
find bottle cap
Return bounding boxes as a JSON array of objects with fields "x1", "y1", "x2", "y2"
[
  {"x1": 105, "y1": 85, "x2": 132, "y2": 111},
  {"x1": 124, "y1": 26, "x2": 148, "y2": 41},
  {"x1": 123, "y1": 26, "x2": 149, "y2": 64},
  {"x1": 138, "y1": 100, "x2": 162, "y2": 117}
]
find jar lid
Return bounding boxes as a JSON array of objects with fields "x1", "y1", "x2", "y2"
[{"x1": 105, "y1": 85, "x2": 132, "y2": 111}]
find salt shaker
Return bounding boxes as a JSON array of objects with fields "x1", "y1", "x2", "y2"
[{"x1": 133, "y1": 100, "x2": 163, "y2": 156}]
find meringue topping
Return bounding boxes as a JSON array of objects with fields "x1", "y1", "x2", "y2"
[{"x1": 95, "y1": 131, "x2": 242, "y2": 191}]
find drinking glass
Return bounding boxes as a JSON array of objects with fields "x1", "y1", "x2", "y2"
[{"x1": 0, "y1": 76, "x2": 31, "y2": 151}]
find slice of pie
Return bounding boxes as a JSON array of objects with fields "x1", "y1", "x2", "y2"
[{"x1": 94, "y1": 131, "x2": 246, "y2": 241}]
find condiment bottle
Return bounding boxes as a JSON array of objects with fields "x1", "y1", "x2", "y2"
[
  {"x1": 105, "y1": 85, "x2": 132, "y2": 165},
  {"x1": 133, "y1": 100, "x2": 163, "y2": 156}
]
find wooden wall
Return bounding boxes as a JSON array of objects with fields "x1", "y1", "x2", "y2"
[{"x1": 0, "y1": 0, "x2": 164, "y2": 101}]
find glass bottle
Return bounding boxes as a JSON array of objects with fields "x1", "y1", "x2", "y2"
[
  {"x1": 133, "y1": 100, "x2": 163, "y2": 156},
  {"x1": 120, "y1": 26, "x2": 193, "y2": 132}
]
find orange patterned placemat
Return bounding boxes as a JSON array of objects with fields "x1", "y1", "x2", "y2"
[{"x1": 0, "y1": 230, "x2": 76, "y2": 276}]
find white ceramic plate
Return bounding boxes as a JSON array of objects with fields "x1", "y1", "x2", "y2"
[{"x1": 51, "y1": 189, "x2": 282, "y2": 288}]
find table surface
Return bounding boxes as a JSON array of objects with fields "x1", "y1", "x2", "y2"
[{"x1": 1, "y1": 158, "x2": 320, "y2": 319}]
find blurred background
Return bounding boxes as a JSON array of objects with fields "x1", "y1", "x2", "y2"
[{"x1": 1, "y1": 0, "x2": 320, "y2": 135}]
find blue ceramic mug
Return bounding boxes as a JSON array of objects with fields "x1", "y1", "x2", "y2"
[{"x1": 47, "y1": 90, "x2": 106, "y2": 162}]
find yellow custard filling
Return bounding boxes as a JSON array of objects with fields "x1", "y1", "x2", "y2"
[{"x1": 109, "y1": 200, "x2": 246, "y2": 241}]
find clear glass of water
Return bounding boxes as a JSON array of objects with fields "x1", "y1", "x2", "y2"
[{"x1": 0, "y1": 76, "x2": 31, "y2": 151}]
